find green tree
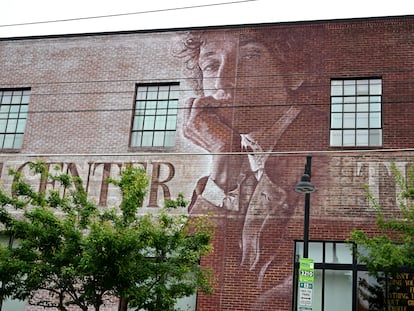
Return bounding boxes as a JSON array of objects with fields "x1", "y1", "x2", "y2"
[
  {"x1": 351, "y1": 161, "x2": 414, "y2": 273},
  {"x1": 0, "y1": 161, "x2": 214, "y2": 311},
  {"x1": 351, "y1": 161, "x2": 414, "y2": 310}
]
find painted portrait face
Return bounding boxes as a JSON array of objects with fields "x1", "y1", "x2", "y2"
[{"x1": 197, "y1": 31, "x2": 291, "y2": 132}]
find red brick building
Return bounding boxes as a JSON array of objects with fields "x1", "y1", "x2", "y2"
[{"x1": 0, "y1": 15, "x2": 413, "y2": 311}]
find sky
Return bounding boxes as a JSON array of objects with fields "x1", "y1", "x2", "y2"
[{"x1": 0, "y1": 0, "x2": 413, "y2": 38}]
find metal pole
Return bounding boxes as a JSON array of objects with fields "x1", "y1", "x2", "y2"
[
  {"x1": 303, "y1": 156, "x2": 312, "y2": 259},
  {"x1": 303, "y1": 192, "x2": 310, "y2": 258}
]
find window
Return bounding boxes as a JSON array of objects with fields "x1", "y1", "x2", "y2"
[
  {"x1": 294, "y1": 241, "x2": 355, "y2": 311},
  {"x1": 130, "y1": 84, "x2": 179, "y2": 148},
  {"x1": 0, "y1": 89, "x2": 30, "y2": 150},
  {"x1": 330, "y1": 79, "x2": 382, "y2": 147},
  {"x1": 0, "y1": 235, "x2": 26, "y2": 310},
  {"x1": 293, "y1": 240, "x2": 414, "y2": 311}
]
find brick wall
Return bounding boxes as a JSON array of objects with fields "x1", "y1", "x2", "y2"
[{"x1": 0, "y1": 15, "x2": 413, "y2": 311}]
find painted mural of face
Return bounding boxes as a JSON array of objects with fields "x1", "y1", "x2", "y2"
[
  {"x1": 182, "y1": 31, "x2": 293, "y2": 159},
  {"x1": 176, "y1": 30, "x2": 327, "y2": 311},
  {"x1": 197, "y1": 32, "x2": 289, "y2": 133}
]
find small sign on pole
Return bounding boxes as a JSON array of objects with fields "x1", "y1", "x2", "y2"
[{"x1": 298, "y1": 258, "x2": 314, "y2": 311}]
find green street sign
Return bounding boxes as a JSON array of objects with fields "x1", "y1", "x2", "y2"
[
  {"x1": 299, "y1": 258, "x2": 314, "y2": 283},
  {"x1": 299, "y1": 282, "x2": 313, "y2": 289}
]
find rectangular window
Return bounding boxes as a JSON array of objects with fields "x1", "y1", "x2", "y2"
[
  {"x1": 0, "y1": 89, "x2": 30, "y2": 150},
  {"x1": 294, "y1": 241, "x2": 355, "y2": 311},
  {"x1": 330, "y1": 79, "x2": 382, "y2": 147},
  {"x1": 130, "y1": 83, "x2": 179, "y2": 148},
  {"x1": 294, "y1": 241, "x2": 414, "y2": 311}
]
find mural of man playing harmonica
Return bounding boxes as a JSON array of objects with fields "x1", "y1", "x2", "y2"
[{"x1": 175, "y1": 28, "x2": 327, "y2": 309}]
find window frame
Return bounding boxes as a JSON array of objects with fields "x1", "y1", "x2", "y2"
[
  {"x1": 130, "y1": 83, "x2": 179, "y2": 149},
  {"x1": 293, "y1": 240, "x2": 414, "y2": 311},
  {"x1": 293, "y1": 240, "x2": 358, "y2": 311},
  {"x1": 0, "y1": 88, "x2": 30, "y2": 151},
  {"x1": 329, "y1": 78, "x2": 382, "y2": 147}
]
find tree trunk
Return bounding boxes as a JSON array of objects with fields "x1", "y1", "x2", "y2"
[{"x1": 118, "y1": 297, "x2": 128, "y2": 311}]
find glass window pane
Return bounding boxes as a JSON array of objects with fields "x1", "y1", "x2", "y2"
[
  {"x1": 168, "y1": 100, "x2": 178, "y2": 114},
  {"x1": 330, "y1": 130, "x2": 342, "y2": 146},
  {"x1": 356, "y1": 79, "x2": 369, "y2": 95},
  {"x1": 133, "y1": 116, "x2": 144, "y2": 130},
  {"x1": 370, "y1": 96, "x2": 381, "y2": 104},
  {"x1": 1, "y1": 298, "x2": 26, "y2": 311},
  {"x1": 6, "y1": 119, "x2": 17, "y2": 132},
  {"x1": 331, "y1": 80, "x2": 343, "y2": 96},
  {"x1": 175, "y1": 293, "x2": 196, "y2": 311},
  {"x1": 13, "y1": 134, "x2": 23, "y2": 148},
  {"x1": 331, "y1": 104, "x2": 342, "y2": 113},
  {"x1": 331, "y1": 113, "x2": 342, "y2": 128},
  {"x1": 135, "y1": 101, "x2": 146, "y2": 112},
  {"x1": 325, "y1": 243, "x2": 353, "y2": 264},
  {"x1": 370, "y1": 79, "x2": 382, "y2": 95},
  {"x1": 141, "y1": 132, "x2": 153, "y2": 146},
  {"x1": 10, "y1": 105, "x2": 20, "y2": 113},
  {"x1": 153, "y1": 132, "x2": 165, "y2": 146},
  {"x1": 369, "y1": 129, "x2": 382, "y2": 146},
  {"x1": 164, "y1": 131, "x2": 176, "y2": 147},
  {"x1": 331, "y1": 97, "x2": 343, "y2": 104},
  {"x1": 21, "y1": 95, "x2": 30, "y2": 104},
  {"x1": 145, "y1": 101, "x2": 157, "y2": 112},
  {"x1": 157, "y1": 101, "x2": 168, "y2": 114},
  {"x1": 169, "y1": 85, "x2": 179, "y2": 95},
  {"x1": 20, "y1": 105, "x2": 28, "y2": 115},
  {"x1": 0, "y1": 119, "x2": 6, "y2": 132},
  {"x1": 136, "y1": 86, "x2": 148, "y2": 100},
  {"x1": 158, "y1": 85, "x2": 169, "y2": 99},
  {"x1": 143, "y1": 116, "x2": 155, "y2": 130},
  {"x1": 16, "y1": 120, "x2": 26, "y2": 132},
  {"x1": 324, "y1": 270, "x2": 353, "y2": 311},
  {"x1": 343, "y1": 130, "x2": 355, "y2": 146},
  {"x1": 344, "y1": 80, "x2": 356, "y2": 95},
  {"x1": 11, "y1": 96, "x2": 21, "y2": 104},
  {"x1": 357, "y1": 102, "x2": 369, "y2": 112},
  {"x1": 295, "y1": 242, "x2": 323, "y2": 262},
  {"x1": 0, "y1": 105, "x2": 10, "y2": 114},
  {"x1": 166, "y1": 116, "x2": 177, "y2": 130},
  {"x1": 154, "y1": 115, "x2": 166, "y2": 130},
  {"x1": 9, "y1": 112, "x2": 19, "y2": 119},
  {"x1": 343, "y1": 114, "x2": 355, "y2": 128},
  {"x1": 12, "y1": 90, "x2": 23, "y2": 96},
  {"x1": 3, "y1": 134, "x2": 14, "y2": 148},
  {"x1": 343, "y1": 96, "x2": 356, "y2": 104},
  {"x1": 370, "y1": 103, "x2": 381, "y2": 113},
  {"x1": 130, "y1": 132, "x2": 141, "y2": 147},
  {"x1": 146, "y1": 86, "x2": 158, "y2": 100},
  {"x1": 1, "y1": 95, "x2": 11, "y2": 104},
  {"x1": 370, "y1": 112, "x2": 381, "y2": 128},
  {"x1": 19, "y1": 111, "x2": 27, "y2": 119},
  {"x1": 357, "y1": 95, "x2": 369, "y2": 105},
  {"x1": 343, "y1": 103, "x2": 355, "y2": 112},
  {"x1": 356, "y1": 130, "x2": 369, "y2": 146},
  {"x1": 356, "y1": 113, "x2": 368, "y2": 128},
  {"x1": 313, "y1": 270, "x2": 323, "y2": 311}
]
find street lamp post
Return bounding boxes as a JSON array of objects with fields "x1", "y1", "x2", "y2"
[{"x1": 294, "y1": 155, "x2": 315, "y2": 259}]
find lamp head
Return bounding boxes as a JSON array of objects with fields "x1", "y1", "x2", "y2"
[{"x1": 294, "y1": 174, "x2": 315, "y2": 193}]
